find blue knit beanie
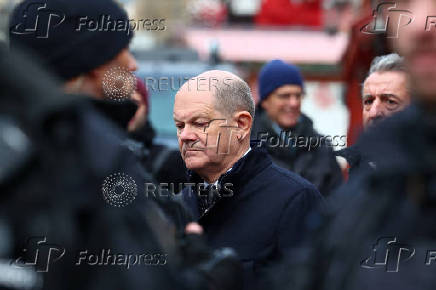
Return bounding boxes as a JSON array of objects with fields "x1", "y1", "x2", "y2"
[{"x1": 258, "y1": 60, "x2": 304, "y2": 102}]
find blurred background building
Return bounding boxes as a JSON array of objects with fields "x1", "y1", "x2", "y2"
[{"x1": 0, "y1": 0, "x2": 388, "y2": 155}]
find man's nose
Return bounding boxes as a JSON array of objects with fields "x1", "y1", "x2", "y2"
[
  {"x1": 179, "y1": 126, "x2": 197, "y2": 142},
  {"x1": 288, "y1": 95, "x2": 300, "y2": 107},
  {"x1": 368, "y1": 98, "x2": 385, "y2": 119}
]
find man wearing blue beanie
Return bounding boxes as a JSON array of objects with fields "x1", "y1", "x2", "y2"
[{"x1": 251, "y1": 59, "x2": 342, "y2": 196}]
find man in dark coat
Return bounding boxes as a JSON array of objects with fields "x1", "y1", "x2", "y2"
[
  {"x1": 274, "y1": 104, "x2": 436, "y2": 290},
  {"x1": 0, "y1": 45, "x2": 244, "y2": 290},
  {"x1": 251, "y1": 60, "x2": 342, "y2": 196},
  {"x1": 9, "y1": 0, "x2": 151, "y2": 174},
  {"x1": 335, "y1": 53, "x2": 411, "y2": 178},
  {"x1": 272, "y1": 1, "x2": 436, "y2": 289},
  {"x1": 9, "y1": 0, "x2": 188, "y2": 189},
  {"x1": 0, "y1": 46, "x2": 184, "y2": 290},
  {"x1": 173, "y1": 70, "x2": 323, "y2": 290},
  {"x1": 8, "y1": 0, "x2": 142, "y2": 165}
]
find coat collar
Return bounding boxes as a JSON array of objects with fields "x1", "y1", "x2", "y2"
[
  {"x1": 256, "y1": 109, "x2": 316, "y2": 139},
  {"x1": 252, "y1": 110, "x2": 320, "y2": 155},
  {"x1": 182, "y1": 146, "x2": 272, "y2": 221}
]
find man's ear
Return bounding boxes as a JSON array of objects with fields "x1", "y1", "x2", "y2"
[
  {"x1": 64, "y1": 73, "x2": 98, "y2": 97},
  {"x1": 64, "y1": 75, "x2": 85, "y2": 94},
  {"x1": 88, "y1": 65, "x2": 104, "y2": 82},
  {"x1": 83, "y1": 65, "x2": 107, "y2": 98},
  {"x1": 234, "y1": 111, "x2": 252, "y2": 140}
]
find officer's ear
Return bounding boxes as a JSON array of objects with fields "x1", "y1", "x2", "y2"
[
  {"x1": 233, "y1": 111, "x2": 252, "y2": 140},
  {"x1": 64, "y1": 74, "x2": 99, "y2": 98},
  {"x1": 64, "y1": 75, "x2": 85, "y2": 94},
  {"x1": 260, "y1": 95, "x2": 272, "y2": 112},
  {"x1": 88, "y1": 65, "x2": 105, "y2": 84},
  {"x1": 84, "y1": 65, "x2": 109, "y2": 99}
]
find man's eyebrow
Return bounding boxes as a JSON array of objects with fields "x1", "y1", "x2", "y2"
[
  {"x1": 173, "y1": 114, "x2": 210, "y2": 122},
  {"x1": 193, "y1": 116, "x2": 211, "y2": 121},
  {"x1": 362, "y1": 93, "x2": 399, "y2": 99},
  {"x1": 380, "y1": 93, "x2": 399, "y2": 99}
]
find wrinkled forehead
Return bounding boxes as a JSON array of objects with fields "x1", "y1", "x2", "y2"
[
  {"x1": 174, "y1": 70, "x2": 238, "y2": 118},
  {"x1": 363, "y1": 72, "x2": 407, "y2": 95},
  {"x1": 174, "y1": 84, "x2": 216, "y2": 118}
]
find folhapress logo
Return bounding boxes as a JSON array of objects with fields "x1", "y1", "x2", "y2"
[
  {"x1": 361, "y1": 237, "x2": 415, "y2": 272},
  {"x1": 11, "y1": 237, "x2": 65, "y2": 273},
  {"x1": 361, "y1": 2, "x2": 414, "y2": 38},
  {"x1": 10, "y1": 2, "x2": 65, "y2": 39}
]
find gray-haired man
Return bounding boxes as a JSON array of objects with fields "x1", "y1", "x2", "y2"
[
  {"x1": 337, "y1": 53, "x2": 411, "y2": 177},
  {"x1": 361, "y1": 53, "x2": 411, "y2": 128},
  {"x1": 174, "y1": 70, "x2": 322, "y2": 290}
]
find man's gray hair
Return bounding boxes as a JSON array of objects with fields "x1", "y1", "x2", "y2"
[
  {"x1": 214, "y1": 77, "x2": 255, "y2": 118},
  {"x1": 368, "y1": 53, "x2": 406, "y2": 75},
  {"x1": 362, "y1": 53, "x2": 407, "y2": 96}
]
